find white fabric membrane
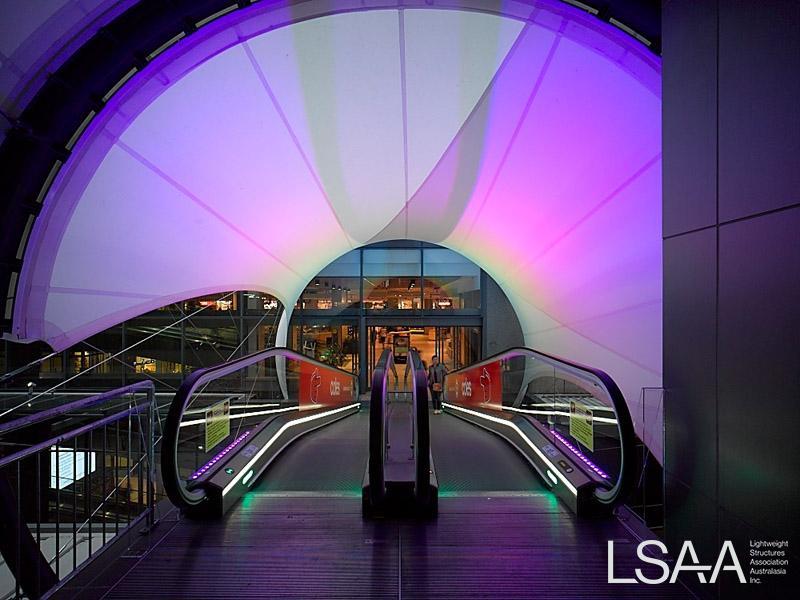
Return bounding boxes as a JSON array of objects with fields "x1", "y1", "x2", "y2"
[{"x1": 13, "y1": 3, "x2": 662, "y2": 454}]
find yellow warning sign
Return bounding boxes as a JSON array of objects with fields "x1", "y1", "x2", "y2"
[
  {"x1": 205, "y1": 399, "x2": 230, "y2": 452},
  {"x1": 569, "y1": 401, "x2": 594, "y2": 452}
]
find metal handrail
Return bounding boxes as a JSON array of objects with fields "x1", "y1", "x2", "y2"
[
  {"x1": 0, "y1": 381, "x2": 156, "y2": 600},
  {"x1": 0, "y1": 403, "x2": 150, "y2": 469},
  {"x1": 367, "y1": 349, "x2": 392, "y2": 508},
  {"x1": 0, "y1": 292, "x2": 238, "y2": 422},
  {"x1": 444, "y1": 346, "x2": 636, "y2": 508},
  {"x1": 161, "y1": 346, "x2": 358, "y2": 511},
  {"x1": 0, "y1": 381, "x2": 154, "y2": 436}
]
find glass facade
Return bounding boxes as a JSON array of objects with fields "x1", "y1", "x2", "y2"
[
  {"x1": 300, "y1": 278, "x2": 360, "y2": 312},
  {"x1": 290, "y1": 242, "x2": 486, "y2": 388},
  {"x1": 290, "y1": 323, "x2": 359, "y2": 374},
  {"x1": 0, "y1": 291, "x2": 283, "y2": 392},
  {"x1": 423, "y1": 249, "x2": 480, "y2": 310},
  {"x1": 1, "y1": 244, "x2": 489, "y2": 394},
  {"x1": 363, "y1": 277, "x2": 420, "y2": 310},
  {"x1": 366, "y1": 326, "x2": 481, "y2": 391},
  {"x1": 295, "y1": 244, "x2": 482, "y2": 314}
]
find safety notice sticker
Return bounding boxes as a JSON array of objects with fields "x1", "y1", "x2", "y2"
[
  {"x1": 205, "y1": 398, "x2": 230, "y2": 452},
  {"x1": 569, "y1": 401, "x2": 594, "y2": 452}
]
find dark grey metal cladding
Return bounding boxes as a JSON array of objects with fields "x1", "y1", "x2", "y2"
[
  {"x1": 663, "y1": 228, "x2": 718, "y2": 495},
  {"x1": 663, "y1": 3, "x2": 800, "y2": 595},
  {"x1": 717, "y1": 1, "x2": 800, "y2": 222},
  {"x1": 662, "y1": 0, "x2": 718, "y2": 237},
  {"x1": 718, "y1": 209, "x2": 800, "y2": 560}
]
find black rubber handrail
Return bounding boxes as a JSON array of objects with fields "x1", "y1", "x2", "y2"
[
  {"x1": 444, "y1": 346, "x2": 636, "y2": 508},
  {"x1": 367, "y1": 348, "x2": 392, "y2": 507},
  {"x1": 162, "y1": 346, "x2": 358, "y2": 511},
  {"x1": 408, "y1": 350, "x2": 431, "y2": 505}
]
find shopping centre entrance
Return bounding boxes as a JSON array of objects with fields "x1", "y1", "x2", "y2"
[
  {"x1": 366, "y1": 325, "x2": 480, "y2": 391},
  {"x1": 288, "y1": 322, "x2": 481, "y2": 392},
  {"x1": 287, "y1": 241, "x2": 511, "y2": 391}
]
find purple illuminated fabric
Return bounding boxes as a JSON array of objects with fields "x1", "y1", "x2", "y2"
[{"x1": 11, "y1": 0, "x2": 662, "y2": 457}]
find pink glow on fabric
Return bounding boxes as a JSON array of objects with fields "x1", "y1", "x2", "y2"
[{"x1": 11, "y1": 0, "x2": 662, "y2": 457}]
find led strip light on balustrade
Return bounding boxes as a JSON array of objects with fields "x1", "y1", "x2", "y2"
[
  {"x1": 443, "y1": 403, "x2": 578, "y2": 496},
  {"x1": 550, "y1": 429, "x2": 610, "y2": 480},
  {"x1": 529, "y1": 398, "x2": 616, "y2": 414},
  {"x1": 504, "y1": 405, "x2": 618, "y2": 425},
  {"x1": 190, "y1": 431, "x2": 251, "y2": 480},
  {"x1": 180, "y1": 406, "x2": 296, "y2": 427},
  {"x1": 184, "y1": 402, "x2": 280, "y2": 416},
  {"x1": 222, "y1": 403, "x2": 360, "y2": 496}
]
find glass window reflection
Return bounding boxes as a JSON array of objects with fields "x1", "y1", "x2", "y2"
[
  {"x1": 363, "y1": 277, "x2": 420, "y2": 310},
  {"x1": 301, "y1": 277, "x2": 360, "y2": 311}
]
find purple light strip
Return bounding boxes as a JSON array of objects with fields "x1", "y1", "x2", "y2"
[
  {"x1": 189, "y1": 430, "x2": 251, "y2": 480},
  {"x1": 551, "y1": 429, "x2": 610, "y2": 480}
]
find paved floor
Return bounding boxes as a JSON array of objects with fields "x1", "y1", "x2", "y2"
[{"x1": 55, "y1": 411, "x2": 693, "y2": 599}]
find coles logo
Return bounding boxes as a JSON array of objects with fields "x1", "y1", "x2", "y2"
[
  {"x1": 310, "y1": 368, "x2": 322, "y2": 404},
  {"x1": 450, "y1": 361, "x2": 502, "y2": 410},
  {"x1": 608, "y1": 540, "x2": 746, "y2": 585},
  {"x1": 479, "y1": 367, "x2": 492, "y2": 404},
  {"x1": 299, "y1": 363, "x2": 352, "y2": 409}
]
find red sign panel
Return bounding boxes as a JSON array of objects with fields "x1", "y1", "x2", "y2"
[
  {"x1": 299, "y1": 362, "x2": 355, "y2": 410},
  {"x1": 445, "y1": 360, "x2": 503, "y2": 411}
]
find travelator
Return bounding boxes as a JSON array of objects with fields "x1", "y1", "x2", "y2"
[
  {"x1": 0, "y1": 344, "x2": 636, "y2": 598},
  {"x1": 440, "y1": 347, "x2": 636, "y2": 515},
  {"x1": 161, "y1": 348, "x2": 360, "y2": 517},
  {"x1": 161, "y1": 346, "x2": 438, "y2": 518},
  {"x1": 160, "y1": 344, "x2": 634, "y2": 519}
]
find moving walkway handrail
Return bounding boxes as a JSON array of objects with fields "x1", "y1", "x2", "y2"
[
  {"x1": 162, "y1": 346, "x2": 358, "y2": 511},
  {"x1": 408, "y1": 349, "x2": 431, "y2": 504},
  {"x1": 444, "y1": 346, "x2": 635, "y2": 508},
  {"x1": 367, "y1": 348, "x2": 392, "y2": 507}
]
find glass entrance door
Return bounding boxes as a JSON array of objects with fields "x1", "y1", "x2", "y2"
[
  {"x1": 432, "y1": 326, "x2": 482, "y2": 372},
  {"x1": 366, "y1": 326, "x2": 481, "y2": 389}
]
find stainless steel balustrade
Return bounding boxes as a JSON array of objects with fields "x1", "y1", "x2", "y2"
[{"x1": 0, "y1": 381, "x2": 156, "y2": 600}]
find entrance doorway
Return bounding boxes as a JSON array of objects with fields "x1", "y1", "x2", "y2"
[{"x1": 366, "y1": 326, "x2": 481, "y2": 391}]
